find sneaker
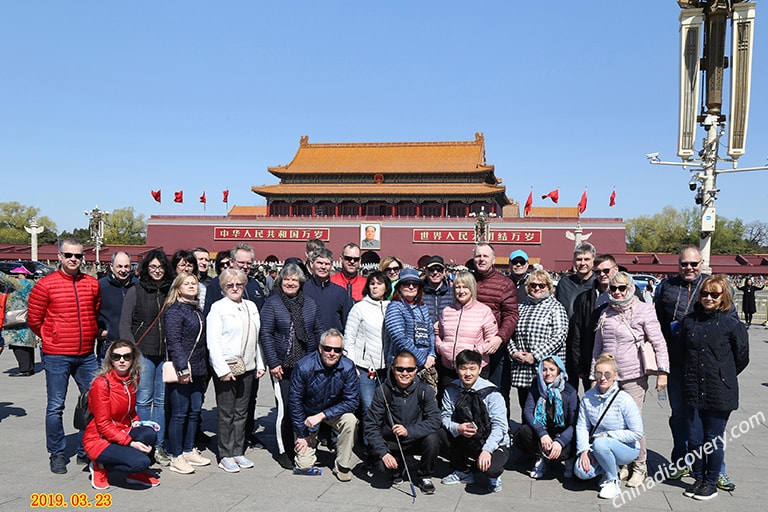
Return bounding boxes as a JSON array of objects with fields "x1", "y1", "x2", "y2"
[
  {"x1": 716, "y1": 473, "x2": 735, "y2": 492},
  {"x1": 693, "y1": 481, "x2": 718, "y2": 501},
  {"x1": 276, "y1": 452, "x2": 294, "y2": 470},
  {"x1": 76, "y1": 454, "x2": 90, "y2": 466},
  {"x1": 184, "y1": 448, "x2": 211, "y2": 466},
  {"x1": 333, "y1": 464, "x2": 352, "y2": 482},
  {"x1": 598, "y1": 479, "x2": 621, "y2": 499},
  {"x1": 126, "y1": 472, "x2": 160, "y2": 487},
  {"x1": 169, "y1": 456, "x2": 195, "y2": 474},
  {"x1": 89, "y1": 462, "x2": 110, "y2": 490},
  {"x1": 233, "y1": 456, "x2": 254, "y2": 469},
  {"x1": 50, "y1": 455, "x2": 67, "y2": 475},
  {"x1": 668, "y1": 466, "x2": 690, "y2": 480},
  {"x1": 529, "y1": 457, "x2": 548, "y2": 479},
  {"x1": 153, "y1": 447, "x2": 171, "y2": 467},
  {"x1": 563, "y1": 458, "x2": 574, "y2": 479},
  {"x1": 488, "y1": 476, "x2": 502, "y2": 493},
  {"x1": 683, "y1": 480, "x2": 704, "y2": 498},
  {"x1": 418, "y1": 478, "x2": 436, "y2": 495},
  {"x1": 391, "y1": 471, "x2": 404, "y2": 485},
  {"x1": 293, "y1": 467, "x2": 323, "y2": 476},
  {"x1": 441, "y1": 470, "x2": 474, "y2": 485},
  {"x1": 218, "y1": 457, "x2": 240, "y2": 473}
]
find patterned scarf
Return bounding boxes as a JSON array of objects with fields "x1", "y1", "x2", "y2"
[
  {"x1": 280, "y1": 288, "x2": 308, "y2": 368},
  {"x1": 533, "y1": 355, "x2": 567, "y2": 427}
]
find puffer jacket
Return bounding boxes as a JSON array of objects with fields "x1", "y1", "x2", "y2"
[
  {"x1": 289, "y1": 351, "x2": 360, "y2": 438},
  {"x1": 384, "y1": 299, "x2": 435, "y2": 369},
  {"x1": 591, "y1": 298, "x2": 669, "y2": 381},
  {"x1": 474, "y1": 267, "x2": 518, "y2": 342},
  {"x1": 119, "y1": 279, "x2": 168, "y2": 357},
  {"x1": 28, "y1": 269, "x2": 101, "y2": 355},
  {"x1": 423, "y1": 279, "x2": 454, "y2": 326},
  {"x1": 654, "y1": 273, "x2": 707, "y2": 367},
  {"x1": 83, "y1": 369, "x2": 139, "y2": 461},
  {"x1": 164, "y1": 300, "x2": 208, "y2": 378},
  {"x1": 436, "y1": 299, "x2": 498, "y2": 370},
  {"x1": 344, "y1": 295, "x2": 389, "y2": 370},
  {"x1": 575, "y1": 382, "x2": 643, "y2": 455},
  {"x1": 259, "y1": 291, "x2": 324, "y2": 370},
  {"x1": 681, "y1": 304, "x2": 749, "y2": 411}
]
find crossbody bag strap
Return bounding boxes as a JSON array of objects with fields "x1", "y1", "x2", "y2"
[
  {"x1": 136, "y1": 302, "x2": 167, "y2": 347},
  {"x1": 589, "y1": 389, "x2": 620, "y2": 437}
]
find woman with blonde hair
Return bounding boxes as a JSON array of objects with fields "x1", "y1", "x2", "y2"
[{"x1": 379, "y1": 256, "x2": 404, "y2": 298}]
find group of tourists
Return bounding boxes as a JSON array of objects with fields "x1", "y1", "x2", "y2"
[{"x1": 0, "y1": 236, "x2": 749, "y2": 502}]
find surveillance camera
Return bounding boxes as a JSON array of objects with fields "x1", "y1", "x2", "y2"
[
  {"x1": 646, "y1": 152, "x2": 659, "y2": 160},
  {"x1": 689, "y1": 180, "x2": 697, "y2": 191}
]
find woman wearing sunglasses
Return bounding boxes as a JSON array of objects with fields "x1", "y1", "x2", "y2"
[
  {"x1": 83, "y1": 340, "x2": 160, "y2": 490},
  {"x1": 259, "y1": 263, "x2": 324, "y2": 470},
  {"x1": 590, "y1": 271, "x2": 668, "y2": 488},
  {"x1": 574, "y1": 352, "x2": 643, "y2": 500},
  {"x1": 509, "y1": 269, "x2": 568, "y2": 417},
  {"x1": 679, "y1": 275, "x2": 748, "y2": 501}
]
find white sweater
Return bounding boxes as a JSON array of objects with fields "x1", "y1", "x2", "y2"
[
  {"x1": 344, "y1": 295, "x2": 389, "y2": 370},
  {"x1": 206, "y1": 297, "x2": 264, "y2": 378}
]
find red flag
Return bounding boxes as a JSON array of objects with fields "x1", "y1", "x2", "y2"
[
  {"x1": 541, "y1": 189, "x2": 559, "y2": 203},
  {"x1": 222, "y1": 189, "x2": 229, "y2": 203},
  {"x1": 151, "y1": 189, "x2": 161, "y2": 203},
  {"x1": 578, "y1": 190, "x2": 588, "y2": 214},
  {"x1": 199, "y1": 191, "x2": 206, "y2": 203},
  {"x1": 524, "y1": 190, "x2": 533, "y2": 216},
  {"x1": 174, "y1": 190, "x2": 184, "y2": 203},
  {"x1": 609, "y1": 189, "x2": 616, "y2": 207}
]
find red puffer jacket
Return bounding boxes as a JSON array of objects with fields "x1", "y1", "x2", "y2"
[
  {"x1": 28, "y1": 269, "x2": 101, "y2": 355},
  {"x1": 83, "y1": 370, "x2": 139, "y2": 460}
]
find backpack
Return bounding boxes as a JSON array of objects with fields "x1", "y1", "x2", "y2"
[
  {"x1": 73, "y1": 377, "x2": 109, "y2": 430},
  {"x1": 452, "y1": 384, "x2": 494, "y2": 452}
]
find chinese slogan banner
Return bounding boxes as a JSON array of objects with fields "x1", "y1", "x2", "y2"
[
  {"x1": 214, "y1": 227, "x2": 330, "y2": 241},
  {"x1": 412, "y1": 229, "x2": 542, "y2": 244}
]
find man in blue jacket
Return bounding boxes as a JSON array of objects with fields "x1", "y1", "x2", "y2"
[
  {"x1": 97, "y1": 251, "x2": 136, "y2": 365},
  {"x1": 290, "y1": 328, "x2": 360, "y2": 481}
]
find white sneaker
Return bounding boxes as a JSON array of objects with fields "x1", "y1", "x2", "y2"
[
  {"x1": 599, "y1": 479, "x2": 621, "y2": 499},
  {"x1": 529, "y1": 457, "x2": 547, "y2": 479}
]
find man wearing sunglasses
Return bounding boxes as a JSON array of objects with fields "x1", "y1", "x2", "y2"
[
  {"x1": 364, "y1": 351, "x2": 441, "y2": 494},
  {"x1": 290, "y1": 329, "x2": 360, "y2": 481},
  {"x1": 330, "y1": 243, "x2": 366, "y2": 302},
  {"x1": 422, "y1": 255, "x2": 453, "y2": 327},
  {"x1": 28, "y1": 239, "x2": 102, "y2": 475},
  {"x1": 507, "y1": 249, "x2": 531, "y2": 303}
]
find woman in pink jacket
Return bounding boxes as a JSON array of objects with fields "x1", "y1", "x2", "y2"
[
  {"x1": 591, "y1": 271, "x2": 669, "y2": 488},
  {"x1": 435, "y1": 271, "x2": 498, "y2": 396}
]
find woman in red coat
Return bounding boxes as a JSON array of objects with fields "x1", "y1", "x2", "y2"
[{"x1": 83, "y1": 340, "x2": 160, "y2": 490}]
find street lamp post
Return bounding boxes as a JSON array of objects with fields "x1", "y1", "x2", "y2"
[
  {"x1": 84, "y1": 206, "x2": 109, "y2": 267},
  {"x1": 649, "y1": 1, "x2": 767, "y2": 272}
]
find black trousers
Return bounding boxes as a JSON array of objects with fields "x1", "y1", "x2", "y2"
[
  {"x1": 514, "y1": 423, "x2": 574, "y2": 460},
  {"x1": 378, "y1": 431, "x2": 441, "y2": 478},
  {"x1": 439, "y1": 427, "x2": 509, "y2": 478}
]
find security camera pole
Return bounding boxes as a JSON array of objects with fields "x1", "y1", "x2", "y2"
[
  {"x1": 84, "y1": 205, "x2": 109, "y2": 267},
  {"x1": 648, "y1": 1, "x2": 767, "y2": 272}
]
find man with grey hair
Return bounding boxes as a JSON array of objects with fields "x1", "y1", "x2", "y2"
[
  {"x1": 304, "y1": 247, "x2": 352, "y2": 332},
  {"x1": 289, "y1": 328, "x2": 360, "y2": 480},
  {"x1": 96, "y1": 251, "x2": 136, "y2": 365},
  {"x1": 554, "y1": 242, "x2": 596, "y2": 320}
]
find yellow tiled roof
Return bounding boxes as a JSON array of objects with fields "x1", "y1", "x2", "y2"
[
  {"x1": 252, "y1": 183, "x2": 506, "y2": 197},
  {"x1": 228, "y1": 206, "x2": 268, "y2": 216},
  {"x1": 268, "y1": 133, "x2": 494, "y2": 176}
]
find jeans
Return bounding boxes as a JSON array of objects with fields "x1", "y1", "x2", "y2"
[
  {"x1": 687, "y1": 408, "x2": 730, "y2": 484},
  {"x1": 136, "y1": 354, "x2": 166, "y2": 449},
  {"x1": 42, "y1": 352, "x2": 98, "y2": 458},
  {"x1": 667, "y1": 367, "x2": 702, "y2": 467},
  {"x1": 573, "y1": 437, "x2": 640, "y2": 482},
  {"x1": 97, "y1": 426, "x2": 157, "y2": 474},
  {"x1": 358, "y1": 367, "x2": 385, "y2": 446},
  {"x1": 167, "y1": 379, "x2": 205, "y2": 457}
]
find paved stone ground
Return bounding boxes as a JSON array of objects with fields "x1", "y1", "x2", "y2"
[{"x1": 1, "y1": 327, "x2": 766, "y2": 511}]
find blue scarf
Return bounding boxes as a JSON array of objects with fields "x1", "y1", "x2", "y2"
[{"x1": 533, "y1": 355, "x2": 568, "y2": 428}]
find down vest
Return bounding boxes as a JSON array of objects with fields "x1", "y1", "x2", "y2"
[{"x1": 28, "y1": 269, "x2": 101, "y2": 355}]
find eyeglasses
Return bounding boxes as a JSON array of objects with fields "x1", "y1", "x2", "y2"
[
  {"x1": 679, "y1": 261, "x2": 701, "y2": 268},
  {"x1": 219, "y1": 260, "x2": 232, "y2": 269},
  {"x1": 148, "y1": 265, "x2": 164, "y2": 272},
  {"x1": 700, "y1": 290, "x2": 722, "y2": 299},
  {"x1": 594, "y1": 371, "x2": 613, "y2": 380},
  {"x1": 596, "y1": 267, "x2": 614, "y2": 275},
  {"x1": 609, "y1": 285, "x2": 628, "y2": 292},
  {"x1": 320, "y1": 345, "x2": 343, "y2": 354},
  {"x1": 393, "y1": 366, "x2": 417, "y2": 373},
  {"x1": 111, "y1": 352, "x2": 134, "y2": 362},
  {"x1": 401, "y1": 282, "x2": 420, "y2": 289},
  {"x1": 225, "y1": 283, "x2": 244, "y2": 290},
  {"x1": 510, "y1": 259, "x2": 527, "y2": 266},
  {"x1": 343, "y1": 256, "x2": 361, "y2": 263},
  {"x1": 428, "y1": 266, "x2": 444, "y2": 273},
  {"x1": 528, "y1": 282, "x2": 547, "y2": 290},
  {"x1": 385, "y1": 266, "x2": 401, "y2": 273},
  {"x1": 61, "y1": 252, "x2": 84, "y2": 260}
]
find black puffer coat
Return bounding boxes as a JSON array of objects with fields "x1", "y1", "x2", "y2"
[{"x1": 681, "y1": 304, "x2": 749, "y2": 411}]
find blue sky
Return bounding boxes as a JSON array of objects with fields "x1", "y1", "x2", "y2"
[{"x1": 1, "y1": 1, "x2": 766, "y2": 233}]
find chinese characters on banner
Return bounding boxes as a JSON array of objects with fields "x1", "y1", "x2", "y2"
[
  {"x1": 213, "y1": 227, "x2": 330, "y2": 241},
  {"x1": 412, "y1": 229, "x2": 542, "y2": 244}
]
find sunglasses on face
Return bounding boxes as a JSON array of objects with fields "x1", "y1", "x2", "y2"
[
  {"x1": 386, "y1": 266, "x2": 401, "y2": 273},
  {"x1": 609, "y1": 285, "x2": 628, "y2": 292},
  {"x1": 428, "y1": 266, "x2": 444, "y2": 273},
  {"x1": 700, "y1": 290, "x2": 722, "y2": 299},
  {"x1": 343, "y1": 256, "x2": 361, "y2": 263},
  {"x1": 219, "y1": 260, "x2": 232, "y2": 269},
  {"x1": 596, "y1": 267, "x2": 614, "y2": 275},
  {"x1": 393, "y1": 366, "x2": 417, "y2": 373},
  {"x1": 61, "y1": 252, "x2": 84, "y2": 260},
  {"x1": 225, "y1": 283, "x2": 244, "y2": 290},
  {"x1": 401, "y1": 282, "x2": 420, "y2": 289},
  {"x1": 679, "y1": 261, "x2": 701, "y2": 268},
  {"x1": 111, "y1": 352, "x2": 134, "y2": 362},
  {"x1": 594, "y1": 371, "x2": 613, "y2": 380},
  {"x1": 528, "y1": 282, "x2": 547, "y2": 290},
  {"x1": 511, "y1": 259, "x2": 527, "y2": 266},
  {"x1": 320, "y1": 345, "x2": 343, "y2": 354}
]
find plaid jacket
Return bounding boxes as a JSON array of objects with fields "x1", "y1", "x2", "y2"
[{"x1": 509, "y1": 295, "x2": 568, "y2": 388}]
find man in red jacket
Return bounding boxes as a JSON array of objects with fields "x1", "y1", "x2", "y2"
[{"x1": 28, "y1": 239, "x2": 102, "y2": 475}]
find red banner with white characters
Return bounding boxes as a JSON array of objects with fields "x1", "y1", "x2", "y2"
[
  {"x1": 412, "y1": 229, "x2": 542, "y2": 244},
  {"x1": 213, "y1": 227, "x2": 330, "y2": 242}
]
